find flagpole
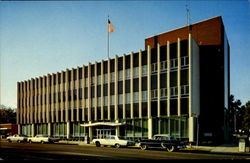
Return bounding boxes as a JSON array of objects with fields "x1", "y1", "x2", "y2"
[{"x1": 107, "y1": 15, "x2": 110, "y2": 59}]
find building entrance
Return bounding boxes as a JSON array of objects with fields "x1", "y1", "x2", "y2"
[{"x1": 96, "y1": 129, "x2": 115, "y2": 139}]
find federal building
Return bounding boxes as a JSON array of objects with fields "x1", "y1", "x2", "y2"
[{"x1": 16, "y1": 16, "x2": 230, "y2": 144}]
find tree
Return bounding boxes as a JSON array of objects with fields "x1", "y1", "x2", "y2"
[
  {"x1": 242, "y1": 101, "x2": 250, "y2": 133},
  {"x1": 228, "y1": 95, "x2": 243, "y2": 132},
  {"x1": 0, "y1": 108, "x2": 16, "y2": 124}
]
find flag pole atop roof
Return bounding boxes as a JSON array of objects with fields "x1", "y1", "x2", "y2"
[{"x1": 107, "y1": 15, "x2": 115, "y2": 59}]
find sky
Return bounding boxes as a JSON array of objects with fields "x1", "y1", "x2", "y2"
[{"x1": 0, "y1": 0, "x2": 249, "y2": 108}]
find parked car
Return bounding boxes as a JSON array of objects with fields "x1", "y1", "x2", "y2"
[
  {"x1": 92, "y1": 135, "x2": 135, "y2": 148},
  {"x1": 27, "y1": 135, "x2": 60, "y2": 144},
  {"x1": 7, "y1": 134, "x2": 28, "y2": 143},
  {"x1": 138, "y1": 134, "x2": 187, "y2": 152}
]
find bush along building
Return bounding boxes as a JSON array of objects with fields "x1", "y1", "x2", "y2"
[{"x1": 17, "y1": 16, "x2": 230, "y2": 145}]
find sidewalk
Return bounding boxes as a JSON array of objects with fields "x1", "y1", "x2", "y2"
[{"x1": 185, "y1": 144, "x2": 250, "y2": 155}]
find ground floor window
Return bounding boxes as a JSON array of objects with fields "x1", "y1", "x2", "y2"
[
  {"x1": 153, "y1": 116, "x2": 188, "y2": 139},
  {"x1": 21, "y1": 124, "x2": 32, "y2": 136}
]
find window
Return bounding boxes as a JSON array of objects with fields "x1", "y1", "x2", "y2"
[
  {"x1": 181, "y1": 85, "x2": 189, "y2": 95},
  {"x1": 133, "y1": 92, "x2": 139, "y2": 103},
  {"x1": 111, "y1": 95, "x2": 115, "y2": 105},
  {"x1": 111, "y1": 72, "x2": 115, "y2": 82},
  {"x1": 151, "y1": 89, "x2": 157, "y2": 100},
  {"x1": 181, "y1": 56, "x2": 189, "y2": 67},
  {"x1": 104, "y1": 96, "x2": 108, "y2": 106},
  {"x1": 125, "y1": 69, "x2": 130, "y2": 79},
  {"x1": 142, "y1": 65, "x2": 147, "y2": 77},
  {"x1": 97, "y1": 75, "x2": 101, "y2": 85},
  {"x1": 151, "y1": 63, "x2": 157, "y2": 73},
  {"x1": 161, "y1": 88, "x2": 167, "y2": 98},
  {"x1": 161, "y1": 61, "x2": 168, "y2": 71},
  {"x1": 170, "y1": 59, "x2": 178, "y2": 69},
  {"x1": 118, "y1": 70, "x2": 123, "y2": 81},
  {"x1": 85, "y1": 99, "x2": 88, "y2": 107},
  {"x1": 79, "y1": 79, "x2": 83, "y2": 88},
  {"x1": 142, "y1": 91, "x2": 147, "y2": 102},
  {"x1": 97, "y1": 97, "x2": 101, "y2": 107},
  {"x1": 133, "y1": 67, "x2": 139, "y2": 78},
  {"x1": 170, "y1": 87, "x2": 178, "y2": 97},
  {"x1": 91, "y1": 98, "x2": 95, "y2": 107},
  {"x1": 126, "y1": 93, "x2": 130, "y2": 104},
  {"x1": 104, "y1": 74, "x2": 108, "y2": 84},
  {"x1": 91, "y1": 76, "x2": 95, "y2": 85},
  {"x1": 85, "y1": 78, "x2": 88, "y2": 87},
  {"x1": 74, "y1": 80, "x2": 77, "y2": 88},
  {"x1": 118, "y1": 94, "x2": 123, "y2": 105}
]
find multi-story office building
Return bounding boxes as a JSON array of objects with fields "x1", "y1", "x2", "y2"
[{"x1": 17, "y1": 16, "x2": 230, "y2": 144}]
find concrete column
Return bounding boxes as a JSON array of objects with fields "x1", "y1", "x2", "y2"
[
  {"x1": 17, "y1": 82, "x2": 20, "y2": 124},
  {"x1": 56, "y1": 73, "x2": 59, "y2": 123},
  {"x1": 107, "y1": 59, "x2": 111, "y2": 120},
  {"x1": 65, "y1": 69, "x2": 69, "y2": 122},
  {"x1": 82, "y1": 65, "x2": 85, "y2": 121},
  {"x1": 23, "y1": 81, "x2": 26, "y2": 124},
  {"x1": 94, "y1": 62, "x2": 98, "y2": 121},
  {"x1": 38, "y1": 77, "x2": 42, "y2": 123},
  {"x1": 56, "y1": 73, "x2": 60, "y2": 123},
  {"x1": 188, "y1": 33, "x2": 194, "y2": 142},
  {"x1": 157, "y1": 43, "x2": 161, "y2": 117},
  {"x1": 100, "y1": 61, "x2": 104, "y2": 120},
  {"x1": 31, "y1": 79, "x2": 34, "y2": 124},
  {"x1": 147, "y1": 45, "x2": 152, "y2": 139},
  {"x1": 46, "y1": 75, "x2": 50, "y2": 123},
  {"x1": 88, "y1": 63, "x2": 91, "y2": 121},
  {"x1": 29, "y1": 80, "x2": 32, "y2": 124},
  {"x1": 138, "y1": 50, "x2": 142, "y2": 118},
  {"x1": 18, "y1": 124, "x2": 21, "y2": 135},
  {"x1": 167, "y1": 41, "x2": 171, "y2": 117},
  {"x1": 148, "y1": 117, "x2": 153, "y2": 139},
  {"x1": 60, "y1": 71, "x2": 64, "y2": 122},
  {"x1": 122, "y1": 55, "x2": 126, "y2": 119},
  {"x1": 114, "y1": 56, "x2": 118, "y2": 120},
  {"x1": 71, "y1": 69, "x2": 74, "y2": 121},
  {"x1": 47, "y1": 123, "x2": 51, "y2": 137},
  {"x1": 130, "y1": 52, "x2": 134, "y2": 118},
  {"x1": 51, "y1": 74, "x2": 55, "y2": 122},
  {"x1": 147, "y1": 45, "x2": 151, "y2": 118},
  {"x1": 177, "y1": 38, "x2": 181, "y2": 116},
  {"x1": 34, "y1": 79, "x2": 37, "y2": 123},
  {"x1": 66, "y1": 121, "x2": 70, "y2": 139},
  {"x1": 20, "y1": 82, "x2": 23, "y2": 124},
  {"x1": 31, "y1": 124, "x2": 35, "y2": 137},
  {"x1": 42, "y1": 76, "x2": 46, "y2": 123},
  {"x1": 27, "y1": 80, "x2": 30, "y2": 124},
  {"x1": 115, "y1": 120, "x2": 120, "y2": 136},
  {"x1": 76, "y1": 67, "x2": 80, "y2": 122}
]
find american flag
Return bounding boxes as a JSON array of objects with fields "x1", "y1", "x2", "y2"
[{"x1": 108, "y1": 19, "x2": 115, "y2": 33}]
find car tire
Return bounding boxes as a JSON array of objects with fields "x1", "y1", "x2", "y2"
[
  {"x1": 8, "y1": 139, "x2": 11, "y2": 143},
  {"x1": 41, "y1": 141, "x2": 45, "y2": 144},
  {"x1": 140, "y1": 144, "x2": 148, "y2": 150},
  {"x1": 95, "y1": 141, "x2": 101, "y2": 147},
  {"x1": 17, "y1": 140, "x2": 21, "y2": 143},
  {"x1": 29, "y1": 140, "x2": 32, "y2": 144},
  {"x1": 166, "y1": 146, "x2": 175, "y2": 152},
  {"x1": 114, "y1": 143, "x2": 121, "y2": 148}
]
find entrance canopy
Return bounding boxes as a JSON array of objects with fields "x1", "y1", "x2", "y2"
[{"x1": 80, "y1": 122, "x2": 125, "y2": 127}]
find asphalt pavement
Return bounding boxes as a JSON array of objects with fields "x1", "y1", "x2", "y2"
[{"x1": 0, "y1": 140, "x2": 250, "y2": 160}]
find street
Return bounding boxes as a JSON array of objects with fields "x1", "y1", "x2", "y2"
[{"x1": 0, "y1": 141, "x2": 249, "y2": 160}]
